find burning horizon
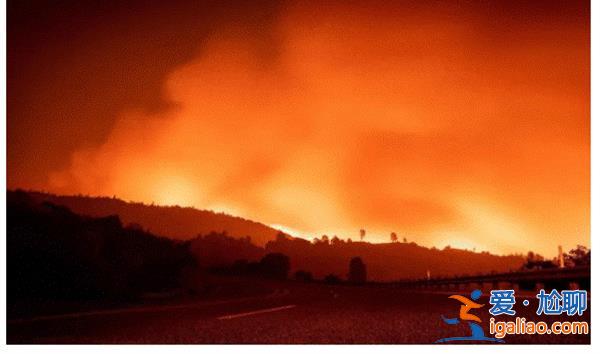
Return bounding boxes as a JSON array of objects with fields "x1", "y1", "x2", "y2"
[{"x1": 8, "y1": 1, "x2": 589, "y2": 257}]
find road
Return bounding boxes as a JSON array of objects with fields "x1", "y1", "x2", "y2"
[{"x1": 7, "y1": 283, "x2": 590, "y2": 344}]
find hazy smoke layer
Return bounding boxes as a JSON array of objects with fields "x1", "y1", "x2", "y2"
[{"x1": 49, "y1": 2, "x2": 589, "y2": 256}]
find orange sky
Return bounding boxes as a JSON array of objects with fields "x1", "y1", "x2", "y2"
[{"x1": 8, "y1": 1, "x2": 589, "y2": 257}]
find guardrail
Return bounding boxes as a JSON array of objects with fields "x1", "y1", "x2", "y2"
[{"x1": 392, "y1": 266, "x2": 590, "y2": 291}]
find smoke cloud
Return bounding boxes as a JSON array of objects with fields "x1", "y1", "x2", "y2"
[{"x1": 47, "y1": 2, "x2": 588, "y2": 256}]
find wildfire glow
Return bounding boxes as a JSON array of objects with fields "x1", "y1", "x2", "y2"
[{"x1": 10, "y1": 2, "x2": 589, "y2": 257}]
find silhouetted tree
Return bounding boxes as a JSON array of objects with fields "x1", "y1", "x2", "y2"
[
  {"x1": 522, "y1": 251, "x2": 556, "y2": 270},
  {"x1": 321, "y1": 235, "x2": 329, "y2": 244},
  {"x1": 348, "y1": 257, "x2": 367, "y2": 284},
  {"x1": 403, "y1": 237, "x2": 407, "y2": 243},
  {"x1": 526, "y1": 251, "x2": 544, "y2": 264},
  {"x1": 259, "y1": 253, "x2": 290, "y2": 279},
  {"x1": 390, "y1": 232, "x2": 398, "y2": 243},
  {"x1": 331, "y1": 236, "x2": 342, "y2": 246},
  {"x1": 7, "y1": 195, "x2": 195, "y2": 305},
  {"x1": 566, "y1": 245, "x2": 590, "y2": 267},
  {"x1": 190, "y1": 231, "x2": 264, "y2": 268},
  {"x1": 324, "y1": 274, "x2": 341, "y2": 284},
  {"x1": 359, "y1": 229, "x2": 366, "y2": 241}
]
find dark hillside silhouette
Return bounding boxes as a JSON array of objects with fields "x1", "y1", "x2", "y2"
[
  {"x1": 7, "y1": 191, "x2": 195, "y2": 314},
  {"x1": 189, "y1": 232, "x2": 265, "y2": 267},
  {"x1": 265, "y1": 236, "x2": 526, "y2": 281},
  {"x1": 259, "y1": 253, "x2": 291, "y2": 280},
  {"x1": 9, "y1": 190, "x2": 528, "y2": 282},
  {"x1": 17, "y1": 190, "x2": 285, "y2": 246}
]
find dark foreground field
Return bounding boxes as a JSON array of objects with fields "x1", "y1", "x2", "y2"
[{"x1": 8, "y1": 282, "x2": 590, "y2": 344}]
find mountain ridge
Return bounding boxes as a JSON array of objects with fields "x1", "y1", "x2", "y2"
[
  {"x1": 8, "y1": 189, "x2": 527, "y2": 280},
  {"x1": 13, "y1": 189, "x2": 284, "y2": 246}
]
